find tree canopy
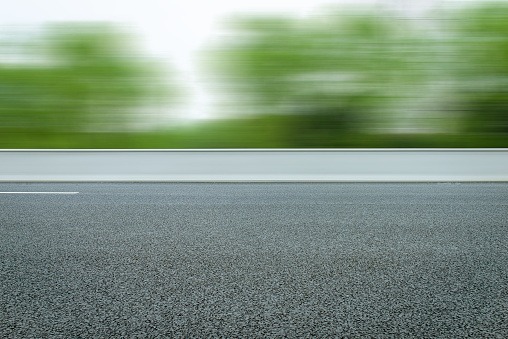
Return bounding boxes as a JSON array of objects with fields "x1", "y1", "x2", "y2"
[
  {"x1": 204, "y1": 2, "x2": 508, "y2": 144},
  {"x1": 0, "y1": 23, "x2": 175, "y2": 134}
]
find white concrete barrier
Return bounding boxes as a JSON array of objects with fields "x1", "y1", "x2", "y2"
[{"x1": 1, "y1": 149, "x2": 507, "y2": 182}]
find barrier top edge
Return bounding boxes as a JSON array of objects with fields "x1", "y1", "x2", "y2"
[{"x1": 1, "y1": 149, "x2": 508, "y2": 152}]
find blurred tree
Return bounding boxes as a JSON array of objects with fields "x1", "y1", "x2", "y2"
[
  {"x1": 204, "y1": 7, "x2": 439, "y2": 145},
  {"x1": 0, "y1": 23, "x2": 174, "y2": 135},
  {"x1": 451, "y1": 3, "x2": 508, "y2": 134}
]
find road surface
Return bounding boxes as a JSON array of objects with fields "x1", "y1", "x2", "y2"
[{"x1": 1, "y1": 183, "x2": 507, "y2": 337}]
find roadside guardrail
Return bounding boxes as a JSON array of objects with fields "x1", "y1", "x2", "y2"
[{"x1": 1, "y1": 149, "x2": 507, "y2": 182}]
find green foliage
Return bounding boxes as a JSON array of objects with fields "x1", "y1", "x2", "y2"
[
  {"x1": 203, "y1": 2, "x2": 508, "y2": 144},
  {"x1": 449, "y1": 3, "x2": 508, "y2": 135},
  {"x1": 0, "y1": 23, "x2": 173, "y2": 135},
  {"x1": 2, "y1": 122, "x2": 507, "y2": 149},
  {"x1": 205, "y1": 7, "x2": 442, "y2": 138},
  {"x1": 3, "y1": 3, "x2": 508, "y2": 149}
]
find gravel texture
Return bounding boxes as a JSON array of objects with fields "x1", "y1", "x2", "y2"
[{"x1": 0, "y1": 183, "x2": 507, "y2": 338}]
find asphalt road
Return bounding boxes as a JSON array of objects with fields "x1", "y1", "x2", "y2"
[{"x1": 1, "y1": 183, "x2": 507, "y2": 338}]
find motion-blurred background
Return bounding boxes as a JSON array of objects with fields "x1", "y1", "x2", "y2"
[{"x1": 1, "y1": 0, "x2": 507, "y2": 148}]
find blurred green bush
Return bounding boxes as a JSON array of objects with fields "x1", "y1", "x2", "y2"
[{"x1": 0, "y1": 23, "x2": 175, "y2": 138}]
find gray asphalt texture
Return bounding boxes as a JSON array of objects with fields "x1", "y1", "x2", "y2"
[{"x1": 0, "y1": 183, "x2": 507, "y2": 338}]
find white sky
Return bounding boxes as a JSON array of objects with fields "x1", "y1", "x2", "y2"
[{"x1": 0, "y1": 0, "x2": 485, "y2": 120}]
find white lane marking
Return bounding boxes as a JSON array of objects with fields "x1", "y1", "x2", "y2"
[{"x1": 0, "y1": 192, "x2": 79, "y2": 194}]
